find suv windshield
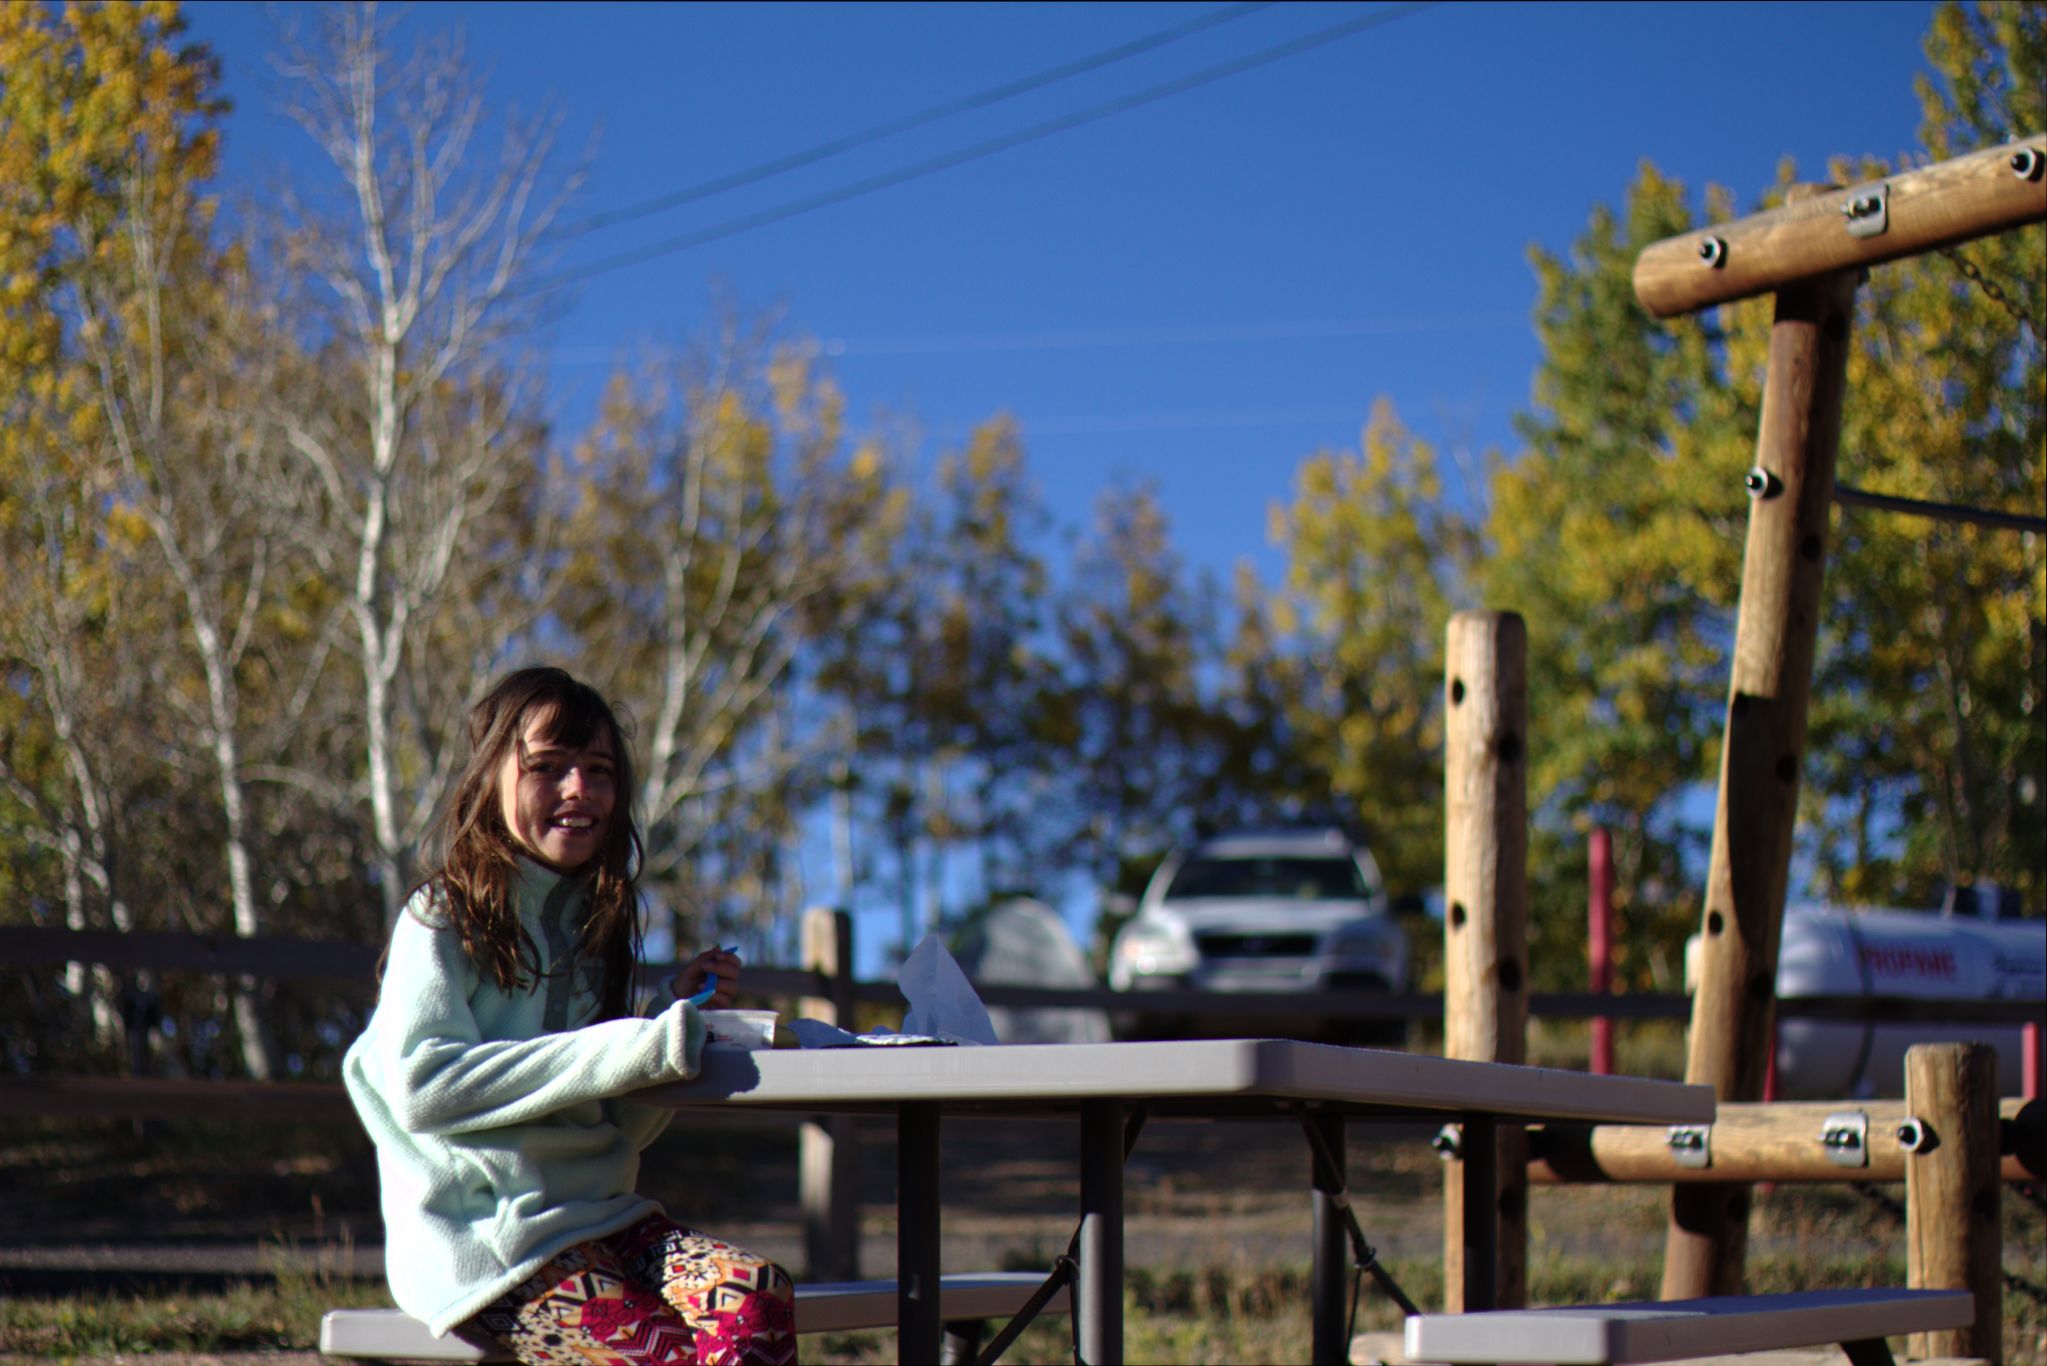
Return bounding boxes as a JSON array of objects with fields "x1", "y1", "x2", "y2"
[{"x1": 1165, "y1": 855, "x2": 1365, "y2": 901}]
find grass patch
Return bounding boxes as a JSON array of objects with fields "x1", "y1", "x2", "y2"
[
  {"x1": 1524, "y1": 1017, "x2": 1689, "y2": 1079},
  {"x1": 0, "y1": 1222, "x2": 389, "y2": 1358},
  {"x1": 0, "y1": 1274, "x2": 389, "y2": 1356},
  {"x1": 5, "y1": 1241, "x2": 2042, "y2": 1364},
  {"x1": 797, "y1": 1265, "x2": 1329, "y2": 1364},
  {"x1": 5, "y1": 1109, "x2": 2040, "y2": 1363}
]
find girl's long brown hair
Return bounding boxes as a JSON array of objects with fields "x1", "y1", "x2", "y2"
[{"x1": 411, "y1": 667, "x2": 645, "y2": 1022}]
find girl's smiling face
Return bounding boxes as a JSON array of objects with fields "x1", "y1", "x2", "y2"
[{"x1": 497, "y1": 707, "x2": 617, "y2": 872}]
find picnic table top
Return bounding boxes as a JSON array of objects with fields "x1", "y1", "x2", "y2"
[{"x1": 635, "y1": 1037, "x2": 1715, "y2": 1125}]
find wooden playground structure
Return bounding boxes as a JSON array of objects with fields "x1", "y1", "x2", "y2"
[{"x1": 1438, "y1": 131, "x2": 2047, "y2": 1363}]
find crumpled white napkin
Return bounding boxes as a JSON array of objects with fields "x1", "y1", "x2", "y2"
[
  {"x1": 788, "y1": 932, "x2": 1000, "y2": 1047},
  {"x1": 899, "y1": 932, "x2": 1000, "y2": 1045}
]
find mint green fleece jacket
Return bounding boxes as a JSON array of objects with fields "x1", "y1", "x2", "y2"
[{"x1": 343, "y1": 862, "x2": 706, "y2": 1337}]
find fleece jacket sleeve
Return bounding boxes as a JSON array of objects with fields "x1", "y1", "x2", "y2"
[
  {"x1": 369, "y1": 907, "x2": 705, "y2": 1138},
  {"x1": 610, "y1": 977, "x2": 694, "y2": 1148}
]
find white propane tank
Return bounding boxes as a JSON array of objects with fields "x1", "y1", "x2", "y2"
[{"x1": 1768, "y1": 902, "x2": 2044, "y2": 1099}]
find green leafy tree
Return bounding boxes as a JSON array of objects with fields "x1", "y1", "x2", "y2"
[
  {"x1": 1478, "y1": 2, "x2": 2043, "y2": 1004},
  {"x1": 824, "y1": 417, "x2": 1055, "y2": 954},
  {"x1": 1049, "y1": 483, "x2": 1228, "y2": 896},
  {"x1": 1480, "y1": 164, "x2": 1756, "y2": 991},
  {"x1": 1795, "y1": 0, "x2": 2045, "y2": 911}
]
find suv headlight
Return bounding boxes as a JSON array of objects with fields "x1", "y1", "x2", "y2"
[
  {"x1": 1110, "y1": 918, "x2": 1199, "y2": 987},
  {"x1": 1327, "y1": 917, "x2": 1406, "y2": 973}
]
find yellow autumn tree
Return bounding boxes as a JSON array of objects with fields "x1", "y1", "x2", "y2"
[
  {"x1": 556, "y1": 333, "x2": 907, "y2": 942},
  {"x1": 1266, "y1": 398, "x2": 1474, "y2": 899},
  {"x1": 0, "y1": 0, "x2": 235, "y2": 1066}
]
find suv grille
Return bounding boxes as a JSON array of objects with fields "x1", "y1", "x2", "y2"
[{"x1": 1195, "y1": 932, "x2": 1317, "y2": 959}]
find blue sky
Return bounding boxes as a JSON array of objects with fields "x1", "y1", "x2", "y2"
[
  {"x1": 175, "y1": 1, "x2": 1951, "y2": 963},
  {"x1": 183, "y1": 0, "x2": 1943, "y2": 593}
]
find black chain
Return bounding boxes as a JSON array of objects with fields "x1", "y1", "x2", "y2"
[
  {"x1": 1852, "y1": 1181, "x2": 2047, "y2": 1308},
  {"x1": 1852, "y1": 1182, "x2": 1907, "y2": 1223},
  {"x1": 1938, "y1": 245, "x2": 2038, "y2": 335}
]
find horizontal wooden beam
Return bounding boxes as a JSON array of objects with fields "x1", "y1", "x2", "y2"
[
  {"x1": 0, "y1": 1074, "x2": 355, "y2": 1120},
  {"x1": 0, "y1": 926, "x2": 379, "y2": 979},
  {"x1": 8, "y1": 925, "x2": 2037, "y2": 1026},
  {"x1": 1529, "y1": 1096, "x2": 2041, "y2": 1185},
  {"x1": 1634, "y1": 134, "x2": 2047, "y2": 318},
  {"x1": 0, "y1": 1074, "x2": 823, "y2": 1125}
]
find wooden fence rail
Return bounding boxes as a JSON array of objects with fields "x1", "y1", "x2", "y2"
[
  {"x1": 4, "y1": 924, "x2": 2035, "y2": 1026},
  {"x1": 1528, "y1": 1096, "x2": 2043, "y2": 1185}
]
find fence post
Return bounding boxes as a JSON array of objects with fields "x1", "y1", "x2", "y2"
[
  {"x1": 799, "y1": 907, "x2": 859, "y2": 1281},
  {"x1": 1663, "y1": 223, "x2": 1859, "y2": 1300},
  {"x1": 1442, "y1": 610, "x2": 1529, "y2": 1312},
  {"x1": 1905, "y1": 1042, "x2": 2001, "y2": 1365}
]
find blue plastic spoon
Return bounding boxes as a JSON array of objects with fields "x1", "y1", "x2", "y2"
[{"x1": 683, "y1": 948, "x2": 738, "y2": 1006}]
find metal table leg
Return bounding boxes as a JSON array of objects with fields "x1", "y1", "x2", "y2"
[
  {"x1": 1309, "y1": 1110, "x2": 1347, "y2": 1365},
  {"x1": 1078, "y1": 1097, "x2": 1125, "y2": 1364},
  {"x1": 899, "y1": 1100, "x2": 941, "y2": 1364},
  {"x1": 1460, "y1": 1114, "x2": 1498, "y2": 1311}
]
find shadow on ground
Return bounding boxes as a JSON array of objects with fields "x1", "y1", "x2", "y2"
[{"x1": 0, "y1": 1108, "x2": 1446, "y2": 1296}]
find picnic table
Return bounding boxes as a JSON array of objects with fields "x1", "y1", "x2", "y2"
[{"x1": 637, "y1": 1037, "x2": 1712, "y2": 1364}]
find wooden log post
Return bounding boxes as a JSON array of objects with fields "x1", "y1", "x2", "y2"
[
  {"x1": 1905, "y1": 1042, "x2": 2002, "y2": 1365},
  {"x1": 1442, "y1": 611, "x2": 1529, "y2": 1312},
  {"x1": 798, "y1": 906, "x2": 860, "y2": 1281},
  {"x1": 1661, "y1": 191, "x2": 1859, "y2": 1300}
]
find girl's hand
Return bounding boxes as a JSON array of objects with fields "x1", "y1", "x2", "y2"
[{"x1": 675, "y1": 946, "x2": 741, "y2": 1009}]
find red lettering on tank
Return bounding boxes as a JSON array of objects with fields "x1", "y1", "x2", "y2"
[{"x1": 1858, "y1": 944, "x2": 1959, "y2": 980}]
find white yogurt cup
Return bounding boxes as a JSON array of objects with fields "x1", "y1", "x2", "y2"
[{"x1": 700, "y1": 1008, "x2": 778, "y2": 1051}]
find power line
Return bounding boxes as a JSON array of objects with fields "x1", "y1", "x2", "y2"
[
  {"x1": 520, "y1": 1, "x2": 1438, "y2": 298},
  {"x1": 558, "y1": 1, "x2": 1274, "y2": 239},
  {"x1": 542, "y1": 311, "x2": 1521, "y2": 366},
  {"x1": 816, "y1": 311, "x2": 1524, "y2": 357}
]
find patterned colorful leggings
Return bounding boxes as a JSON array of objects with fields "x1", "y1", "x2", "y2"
[{"x1": 459, "y1": 1215, "x2": 797, "y2": 1365}]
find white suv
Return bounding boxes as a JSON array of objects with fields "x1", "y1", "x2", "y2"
[{"x1": 1107, "y1": 828, "x2": 1411, "y2": 1042}]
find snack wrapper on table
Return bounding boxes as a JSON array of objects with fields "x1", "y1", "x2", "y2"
[{"x1": 788, "y1": 932, "x2": 1001, "y2": 1048}]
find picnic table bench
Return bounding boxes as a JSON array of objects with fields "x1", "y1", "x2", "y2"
[
  {"x1": 1403, "y1": 1286, "x2": 1974, "y2": 1366},
  {"x1": 320, "y1": 1271, "x2": 1068, "y2": 1362}
]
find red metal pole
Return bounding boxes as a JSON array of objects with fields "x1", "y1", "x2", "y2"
[
  {"x1": 2025, "y1": 1020, "x2": 2040, "y2": 1102},
  {"x1": 1763, "y1": 1021, "x2": 1779, "y2": 1103},
  {"x1": 1588, "y1": 827, "x2": 1613, "y2": 1076}
]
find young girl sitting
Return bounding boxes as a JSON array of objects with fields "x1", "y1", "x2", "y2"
[{"x1": 344, "y1": 666, "x2": 797, "y2": 1364}]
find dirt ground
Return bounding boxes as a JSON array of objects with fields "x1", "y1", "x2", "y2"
[
  {"x1": 4, "y1": 1109, "x2": 2039, "y2": 1363},
  {"x1": 0, "y1": 1105, "x2": 1911, "y2": 1289},
  {"x1": 0, "y1": 1110, "x2": 1455, "y2": 1291}
]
